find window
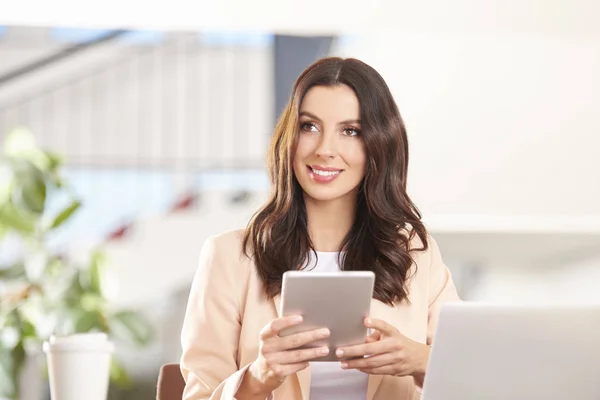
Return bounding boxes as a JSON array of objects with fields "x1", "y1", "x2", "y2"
[
  {"x1": 336, "y1": 35, "x2": 360, "y2": 48},
  {"x1": 50, "y1": 27, "x2": 163, "y2": 44},
  {"x1": 199, "y1": 30, "x2": 274, "y2": 47}
]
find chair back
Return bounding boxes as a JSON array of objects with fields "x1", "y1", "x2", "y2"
[{"x1": 157, "y1": 363, "x2": 185, "y2": 400}]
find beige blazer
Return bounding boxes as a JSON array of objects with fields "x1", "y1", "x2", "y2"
[{"x1": 180, "y1": 229, "x2": 460, "y2": 400}]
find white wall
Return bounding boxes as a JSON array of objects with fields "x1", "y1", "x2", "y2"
[
  {"x1": 467, "y1": 254, "x2": 600, "y2": 305},
  {"x1": 4, "y1": 0, "x2": 600, "y2": 36},
  {"x1": 334, "y1": 33, "x2": 600, "y2": 218},
  {"x1": 553, "y1": 256, "x2": 600, "y2": 304},
  {"x1": 333, "y1": 33, "x2": 600, "y2": 305}
]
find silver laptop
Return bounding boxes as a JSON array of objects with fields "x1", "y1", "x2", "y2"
[{"x1": 422, "y1": 302, "x2": 600, "y2": 400}]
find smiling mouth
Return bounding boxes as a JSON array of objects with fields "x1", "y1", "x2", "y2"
[{"x1": 307, "y1": 165, "x2": 343, "y2": 177}]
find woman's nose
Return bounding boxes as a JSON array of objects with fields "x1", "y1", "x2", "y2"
[{"x1": 314, "y1": 132, "x2": 337, "y2": 159}]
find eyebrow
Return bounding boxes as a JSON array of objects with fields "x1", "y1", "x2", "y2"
[{"x1": 299, "y1": 111, "x2": 360, "y2": 125}]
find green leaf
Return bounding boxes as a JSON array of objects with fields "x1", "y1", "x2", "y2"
[
  {"x1": 0, "y1": 346, "x2": 17, "y2": 398},
  {"x1": 89, "y1": 251, "x2": 113, "y2": 297},
  {"x1": 58, "y1": 273, "x2": 85, "y2": 309},
  {"x1": 0, "y1": 224, "x2": 8, "y2": 239},
  {"x1": 43, "y1": 150, "x2": 63, "y2": 172},
  {"x1": 74, "y1": 310, "x2": 103, "y2": 333},
  {"x1": 0, "y1": 341, "x2": 25, "y2": 399},
  {"x1": 12, "y1": 170, "x2": 46, "y2": 215},
  {"x1": 77, "y1": 251, "x2": 114, "y2": 299},
  {"x1": 108, "y1": 311, "x2": 153, "y2": 347},
  {"x1": 0, "y1": 264, "x2": 26, "y2": 280},
  {"x1": 45, "y1": 257, "x2": 65, "y2": 278},
  {"x1": 0, "y1": 202, "x2": 35, "y2": 233},
  {"x1": 88, "y1": 252, "x2": 103, "y2": 295},
  {"x1": 4, "y1": 128, "x2": 55, "y2": 174},
  {"x1": 48, "y1": 199, "x2": 81, "y2": 230},
  {"x1": 80, "y1": 293, "x2": 106, "y2": 312},
  {"x1": 59, "y1": 308, "x2": 103, "y2": 334},
  {"x1": 4, "y1": 128, "x2": 37, "y2": 156},
  {"x1": 20, "y1": 319, "x2": 37, "y2": 340},
  {"x1": 12, "y1": 342, "x2": 25, "y2": 376},
  {"x1": 110, "y1": 358, "x2": 133, "y2": 389},
  {"x1": 0, "y1": 159, "x2": 13, "y2": 206}
]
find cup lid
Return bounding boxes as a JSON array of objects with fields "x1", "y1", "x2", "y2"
[{"x1": 43, "y1": 333, "x2": 114, "y2": 353}]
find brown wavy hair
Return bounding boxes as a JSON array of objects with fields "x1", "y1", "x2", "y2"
[{"x1": 243, "y1": 57, "x2": 428, "y2": 305}]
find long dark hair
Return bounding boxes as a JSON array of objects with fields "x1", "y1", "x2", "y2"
[{"x1": 243, "y1": 57, "x2": 428, "y2": 305}]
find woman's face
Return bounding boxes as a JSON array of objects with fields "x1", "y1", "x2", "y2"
[{"x1": 293, "y1": 84, "x2": 366, "y2": 204}]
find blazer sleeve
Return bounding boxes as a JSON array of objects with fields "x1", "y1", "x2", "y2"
[
  {"x1": 180, "y1": 235, "x2": 251, "y2": 400},
  {"x1": 426, "y1": 235, "x2": 461, "y2": 345}
]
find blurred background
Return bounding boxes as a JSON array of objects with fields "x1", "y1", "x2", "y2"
[{"x1": 1, "y1": 0, "x2": 600, "y2": 398}]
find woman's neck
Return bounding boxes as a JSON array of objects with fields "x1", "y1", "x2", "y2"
[{"x1": 304, "y1": 194, "x2": 357, "y2": 252}]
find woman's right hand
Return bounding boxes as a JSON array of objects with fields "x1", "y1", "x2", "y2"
[{"x1": 242, "y1": 315, "x2": 331, "y2": 397}]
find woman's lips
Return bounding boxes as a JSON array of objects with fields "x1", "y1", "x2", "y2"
[{"x1": 307, "y1": 165, "x2": 343, "y2": 183}]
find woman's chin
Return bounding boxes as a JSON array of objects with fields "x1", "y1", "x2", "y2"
[{"x1": 302, "y1": 187, "x2": 356, "y2": 204}]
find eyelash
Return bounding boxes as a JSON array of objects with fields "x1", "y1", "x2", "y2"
[{"x1": 300, "y1": 122, "x2": 361, "y2": 137}]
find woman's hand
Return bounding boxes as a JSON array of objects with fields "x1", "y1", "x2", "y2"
[
  {"x1": 239, "y1": 315, "x2": 330, "y2": 398},
  {"x1": 335, "y1": 318, "x2": 430, "y2": 381}
]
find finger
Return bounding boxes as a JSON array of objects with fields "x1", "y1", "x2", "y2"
[
  {"x1": 365, "y1": 331, "x2": 382, "y2": 343},
  {"x1": 268, "y1": 361, "x2": 310, "y2": 380},
  {"x1": 364, "y1": 318, "x2": 398, "y2": 336},
  {"x1": 341, "y1": 352, "x2": 398, "y2": 370},
  {"x1": 266, "y1": 346, "x2": 330, "y2": 365},
  {"x1": 260, "y1": 315, "x2": 303, "y2": 340},
  {"x1": 336, "y1": 339, "x2": 392, "y2": 359},
  {"x1": 265, "y1": 328, "x2": 330, "y2": 352},
  {"x1": 358, "y1": 364, "x2": 404, "y2": 376}
]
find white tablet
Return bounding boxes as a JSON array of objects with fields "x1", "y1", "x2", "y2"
[{"x1": 279, "y1": 270, "x2": 375, "y2": 361}]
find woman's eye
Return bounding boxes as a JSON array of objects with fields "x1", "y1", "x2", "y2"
[
  {"x1": 343, "y1": 127, "x2": 360, "y2": 137},
  {"x1": 300, "y1": 122, "x2": 318, "y2": 132}
]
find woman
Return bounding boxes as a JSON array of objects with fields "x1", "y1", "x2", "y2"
[{"x1": 180, "y1": 57, "x2": 460, "y2": 400}]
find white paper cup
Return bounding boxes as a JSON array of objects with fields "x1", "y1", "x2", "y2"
[{"x1": 43, "y1": 333, "x2": 114, "y2": 400}]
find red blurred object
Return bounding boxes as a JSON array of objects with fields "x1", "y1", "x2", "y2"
[
  {"x1": 107, "y1": 224, "x2": 130, "y2": 241},
  {"x1": 104, "y1": 191, "x2": 196, "y2": 243},
  {"x1": 171, "y1": 193, "x2": 196, "y2": 212}
]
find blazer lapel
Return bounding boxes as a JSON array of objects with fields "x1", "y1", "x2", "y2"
[
  {"x1": 296, "y1": 364, "x2": 312, "y2": 400},
  {"x1": 367, "y1": 374, "x2": 383, "y2": 400}
]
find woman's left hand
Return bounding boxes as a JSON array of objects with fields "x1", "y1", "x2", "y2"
[{"x1": 335, "y1": 318, "x2": 430, "y2": 380}]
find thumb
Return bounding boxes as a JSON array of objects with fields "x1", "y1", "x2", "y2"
[{"x1": 365, "y1": 330, "x2": 382, "y2": 343}]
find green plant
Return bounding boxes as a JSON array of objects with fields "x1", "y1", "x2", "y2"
[{"x1": 0, "y1": 128, "x2": 154, "y2": 399}]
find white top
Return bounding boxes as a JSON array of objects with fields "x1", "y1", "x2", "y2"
[{"x1": 305, "y1": 251, "x2": 369, "y2": 400}]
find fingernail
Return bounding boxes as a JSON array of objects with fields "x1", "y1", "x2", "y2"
[
  {"x1": 319, "y1": 328, "x2": 330, "y2": 337},
  {"x1": 365, "y1": 318, "x2": 372, "y2": 326},
  {"x1": 319, "y1": 347, "x2": 329, "y2": 355},
  {"x1": 336, "y1": 349, "x2": 344, "y2": 357},
  {"x1": 341, "y1": 362, "x2": 348, "y2": 368},
  {"x1": 292, "y1": 315, "x2": 303, "y2": 323}
]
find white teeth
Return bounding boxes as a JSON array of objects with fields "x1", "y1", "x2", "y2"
[{"x1": 312, "y1": 169, "x2": 341, "y2": 177}]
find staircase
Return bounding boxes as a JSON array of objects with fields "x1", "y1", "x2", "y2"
[{"x1": 0, "y1": 24, "x2": 274, "y2": 314}]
